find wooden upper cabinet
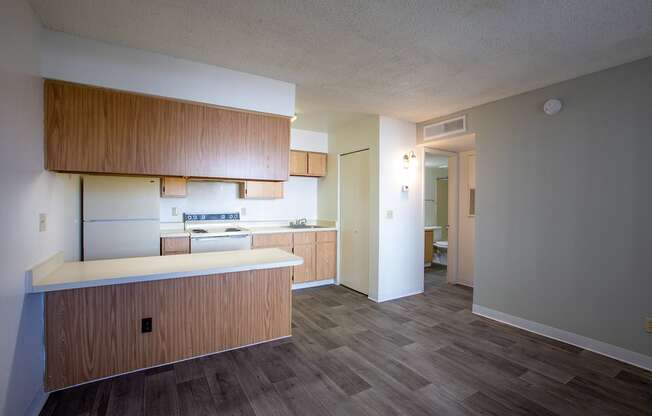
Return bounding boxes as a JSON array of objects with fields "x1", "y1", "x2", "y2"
[
  {"x1": 161, "y1": 177, "x2": 187, "y2": 197},
  {"x1": 289, "y1": 150, "x2": 308, "y2": 175},
  {"x1": 239, "y1": 181, "x2": 283, "y2": 199},
  {"x1": 44, "y1": 80, "x2": 290, "y2": 181},
  {"x1": 289, "y1": 150, "x2": 327, "y2": 177},
  {"x1": 308, "y1": 152, "x2": 327, "y2": 176}
]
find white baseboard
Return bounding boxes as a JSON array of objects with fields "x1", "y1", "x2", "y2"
[
  {"x1": 372, "y1": 289, "x2": 424, "y2": 303},
  {"x1": 25, "y1": 390, "x2": 49, "y2": 416},
  {"x1": 472, "y1": 304, "x2": 652, "y2": 371},
  {"x1": 292, "y1": 279, "x2": 334, "y2": 290}
]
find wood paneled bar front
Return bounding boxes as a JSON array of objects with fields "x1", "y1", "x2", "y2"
[{"x1": 44, "y1": 267, "x2": 292, "y2": 391}]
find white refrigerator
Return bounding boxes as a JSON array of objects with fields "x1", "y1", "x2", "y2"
[{"x1": 83, "y1": 175, "x2": 161, "y2": 260}]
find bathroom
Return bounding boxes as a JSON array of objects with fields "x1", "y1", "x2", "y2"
[{"x1": 424, "y1": 153, "x2": 449, "y2": 282}]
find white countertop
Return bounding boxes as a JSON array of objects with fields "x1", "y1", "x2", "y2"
[
  {"x1": 248, "y1": 226, "x2": 337, "y2": 235},
  {"x1": 159, "y1": 224, "x2": 337, "y2": 238},
  {"x1": 425, "y1": 225, "x2": 443, "y2": 231},
  {"x1": 28, "y1": 248, "x2": 303, "y2": 293}
]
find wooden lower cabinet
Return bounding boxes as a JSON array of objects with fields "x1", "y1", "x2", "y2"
[
  {"x1": 316, "y1": 231, "x2": 337, "y2": 280},
  {"x1": 424, "y1": 230, "x2": 434, "y2": 263},
  {"x1": 161, "y1": 236, "x2": 190, "y2": 255},
  {"x1": 295, "y1": 231, "x2": 336, "y2": 283},
  {"x1": 293, "y1": 243, "x2": 316, "y2": 283},
  {"x1": 252, "y1": 231, "x2": 337, "y2": 283},
  {"x1": 44, "y1": 268, "x2": 292, "y2": 391}
]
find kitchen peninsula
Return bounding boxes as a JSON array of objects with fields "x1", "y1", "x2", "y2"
[{"x1": 28, "y1": 248, "x2": 302, "y2": 391}]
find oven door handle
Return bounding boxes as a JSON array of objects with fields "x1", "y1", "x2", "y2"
[{"x1": 191, "y1": 235, "x2": 250, "y2": 241}]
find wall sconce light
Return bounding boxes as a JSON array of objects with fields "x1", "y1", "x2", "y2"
[
  {"x1": 403, "y1": 150, "x2": 416, "y2": 169},
  {"x1": 402, "y1": 150, "x2": 417, "y2": 192}
]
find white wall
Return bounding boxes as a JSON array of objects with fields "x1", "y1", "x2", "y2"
[
  {"x1": 160, "y1": 178, "x2": 319, "y2": 223},
  {"x1": 0, "y1": 1, "x2": 77, "y2": 414},
  {"x1": 376, "y1": 117, "x2": 422, "y2": 302},
  {"x1": 161, "y1": 129, "x2": 327, "y2": 223},
  {"x1": 290, "y1": 128, "x2": 328, "y2": 153},
  {"x1": 41, "y1": 30, "x2": 295, "y2": 117},
  {"x1": 319, "y1": 115, "x2": 380, "y2": 298}
]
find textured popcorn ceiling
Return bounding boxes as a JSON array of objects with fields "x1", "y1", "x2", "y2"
[{"x1": 29, "y1": 0, "x2": 652, "y2": 122}]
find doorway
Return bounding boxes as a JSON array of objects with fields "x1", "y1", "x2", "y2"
[
  {"x1": 421, "y1": 134, "x2": 476, "y2": 288},
  {"x1": 423, "y1": 151, "x2": 452, "y2": 288},
  {"x1": 339, "y1": 149, "x2": 370, "y2": 295}
]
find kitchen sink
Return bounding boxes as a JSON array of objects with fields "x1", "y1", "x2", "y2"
[{"x1": 285, "y1": 224, "x2": 327, "y2": 229}]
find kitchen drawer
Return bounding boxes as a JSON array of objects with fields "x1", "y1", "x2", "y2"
[
  {"x1": 293, "y1": 231, "x2": 315, "y2": 245},
  {"x1": 316, "y1": 231, "x2": 337, "y2": 243},
  {"x1": 252, "y1": 233, "x2": 293, "y2": 248}
]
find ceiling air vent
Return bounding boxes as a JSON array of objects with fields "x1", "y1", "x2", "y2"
[{"x1": 423, "y1": 115, "x2": 466, "y2": 141}]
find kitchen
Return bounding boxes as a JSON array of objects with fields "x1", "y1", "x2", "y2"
[{"x1": 28, "y1": 78, "x2": 337, "y2": 392}]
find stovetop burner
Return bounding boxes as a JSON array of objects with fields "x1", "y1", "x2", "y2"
[
  {"x1": 225, "y1": 228, "x2": 242, "y2": 232},
  {"x1": 191, "y1": 229, "x2": 208, "y2": 233}
]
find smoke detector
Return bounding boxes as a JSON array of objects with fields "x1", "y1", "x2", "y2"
[{"x1": 543, "y1": 99, "x2": 563, "y2": 115}]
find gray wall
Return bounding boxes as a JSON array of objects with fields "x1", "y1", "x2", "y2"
[{"x1": 419, "y1": 57, "x2": 652, "y2": 357}]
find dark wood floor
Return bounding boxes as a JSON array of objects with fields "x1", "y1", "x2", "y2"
[{"x1": 41, "y1": 270, "x2": 652, "y2": 416}]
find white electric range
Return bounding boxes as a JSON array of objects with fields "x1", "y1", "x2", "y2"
[{"x1": 184, "y1": 212, "x2": 252, "y2": 253}]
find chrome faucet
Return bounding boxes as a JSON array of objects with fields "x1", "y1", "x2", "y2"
[{"x1": 290, "y1": 218, "x2": 308, "y2": 227}]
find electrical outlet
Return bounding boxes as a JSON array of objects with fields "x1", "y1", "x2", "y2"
[
  {"x1": 646, "y1": 318, "x2": 652, "y2": 334},
  {"x1": 171, "y1": 207, "x2": 179, "y2": 216},
  {"x1": 241, "y1": 207, "x2": 247, "y2": 216},
  {"x1": 39, "y1": 213, "x2": 47, "y2": 232},
  {"x1": 386, "y1": 210, "x2": 394, "y2": 219},
  {"x1": 141, "y1": 317, "x2": 153, "y2": 333}
]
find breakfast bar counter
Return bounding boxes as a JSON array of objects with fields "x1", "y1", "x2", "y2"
[
  {"x1": 29, "y1": 249, "x2": 301, "y2": 391},
  {"x1": 28, "y1": 248, "x2": 302, "y2": 292}
]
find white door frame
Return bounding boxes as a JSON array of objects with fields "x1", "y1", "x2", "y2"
[
  {"x1": 336, "y1": 148, "x2": 372, "y2": 294},
  {"x1": 419, "y1": 146, "x2": 459, "y2": 284}
]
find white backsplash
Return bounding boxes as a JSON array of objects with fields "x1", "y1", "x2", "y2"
[{"x1": 160, "y1": 177, "x2": 318, "y2": 223}]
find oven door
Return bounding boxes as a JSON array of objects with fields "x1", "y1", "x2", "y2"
[{"x1": 190, "y1": 234, "x2": 252, "y2": 253}]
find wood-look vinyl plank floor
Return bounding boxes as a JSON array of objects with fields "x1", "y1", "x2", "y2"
[{"x1": 41, "y1": 272, "x2": 652, "y2": 416}]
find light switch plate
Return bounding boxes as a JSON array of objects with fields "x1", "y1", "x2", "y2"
[
  {"x1": 241, "y1": 207, "x2": 247, "y2": 216},
  {"x1": 39, "y1": 213, "x2": 47, "y2": 232},
  {"x1": 386, "y1": 210, "x2": 394, "y2": 219},
  {"x1": 171, "y1": 207, "x2": 179, "y2": 216},
  {"x1": 646, "y1": 318, "x2": 652, "y2": 334}
]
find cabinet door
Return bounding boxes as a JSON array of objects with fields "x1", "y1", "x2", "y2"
[
  {"x1": 316, "y1": 241, "x2": 337, "y2": 280},
  {"x1": 45, "y1": 80, "x2": 290, "y2": 180},
  {"x1": 240, "y1": 181, "x2": 283, "y2": 199},
  {"x1": 290, "y1": 151, "x2": 308, "y2": 176},
  {"x1": 162, "y1": 237, "x2": 190, "y2": 255},
  {"x1": 293, "y1": 244, "x2": 316, "y2": 283},
  {"x1": 161, "y1": 177, "x2": 187, "y2": 197},
  {"x1": 307, "y1": 152, "x2": 327, "y2": 177}
]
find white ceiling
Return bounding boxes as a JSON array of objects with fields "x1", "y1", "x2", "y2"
[{"x1": 29, "y1": 0, "x2": 652, "y2": 123}]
